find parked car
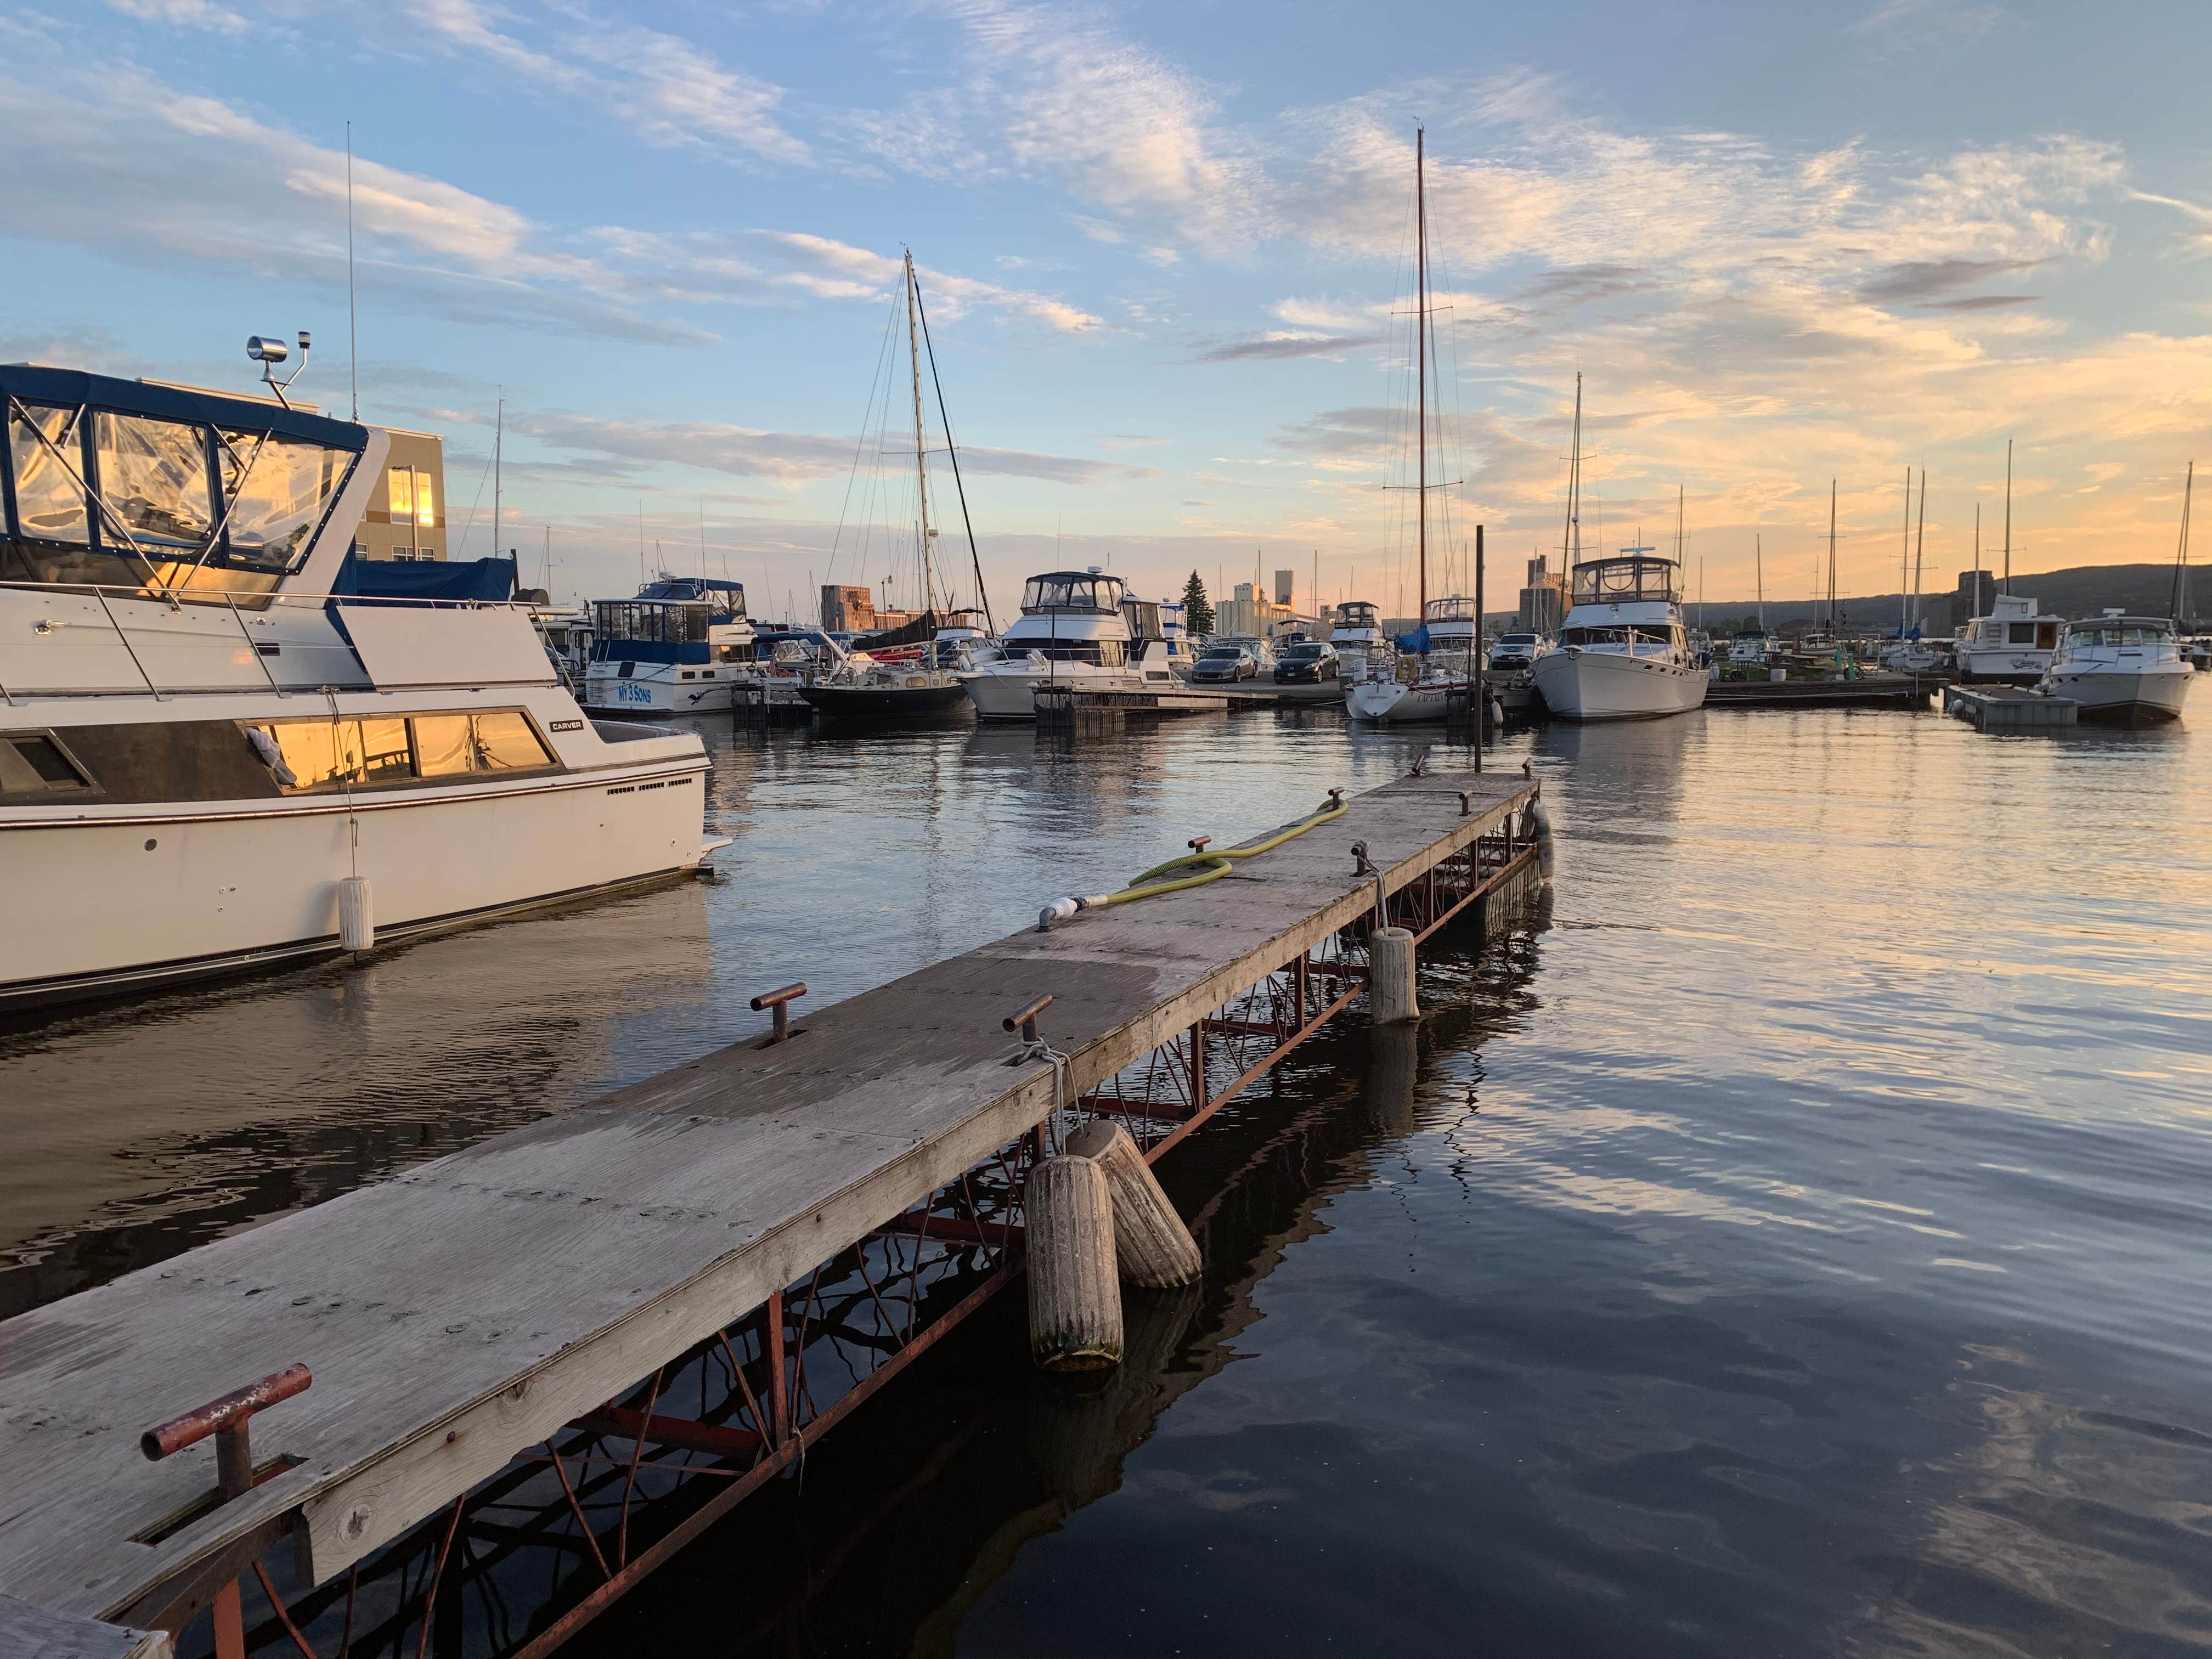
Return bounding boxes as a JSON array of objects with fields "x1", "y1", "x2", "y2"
[
  {"x1": 1487, "y1": 632, "x2": 1545, "y2": 673},
  {"x1": 1273, "y1": 641, "x2": 1341, "y2": 683},
  {"x1": 1192, "y1": 643, "x2": 1261, "y2": 682}
]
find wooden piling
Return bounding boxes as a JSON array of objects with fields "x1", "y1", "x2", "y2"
[
  {"x1": 1064, "y1": 1119, "x2": 1202, "y2": 1288},
  {"x1": 1025, "y1": 1156, "x2": 1122, "y2": 1370},
  {"x1": 1370, "y1": 926, "x2": 1419, "y2": 1024}
]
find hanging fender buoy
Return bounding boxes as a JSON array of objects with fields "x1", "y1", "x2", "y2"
[
  {"x1": 338, "y1": 876, "x2": 375, "y2": 952},
  {"x1": 1525, "y1": 798, "x2": 1555, "y2": 883}
]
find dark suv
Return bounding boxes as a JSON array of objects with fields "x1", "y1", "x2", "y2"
[{"x1": 1273, "y1": 641, "x2": 1341, "y2": 683}]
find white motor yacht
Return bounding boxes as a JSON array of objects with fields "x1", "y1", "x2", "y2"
[
  {"x1": 1725, "y1": 628, "x2": 1775, "y2": 668},
  {"x1": 1345, "y1": 595, "x2": 1485, "y2": 723},
  {"x1": 1954, "y1": 594, "x2": 2062, "y2": 685},
  {"x1": 1329, "y1": 600, "x2": 1388, "y2": 682},
  {"x1": 2038, "y1": 612, "x2": 2193, "y2": 723},
  {"x1": 0, "y1": 360, "x2": 720, "y2": 1013},
  {"x1": 958, "y1": 569, "x2": 1175, "y2": 719},
  {"x1": 1529, "y1": 550, "x2": 1708, "y2": 720},
  {"x1": 582, "y1": 577, "x2": 754, "y2": 715}
]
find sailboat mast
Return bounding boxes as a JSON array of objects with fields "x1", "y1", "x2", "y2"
[
  {"x1": 493, "y1": 395, "x2": 504, "y2": 569},
  {"x1": 1827, "y1": 479, "x2": 1837, "y2": 635},
  {"x1": 908, "y1": 269, "x2": 994, "y2": 634},
  {"x1": 1564, "y1": 373, "x2": 1582, "y2": 565},
  {"x1": 2002, "y1": 438, "x2": 2013, "y2": 598},
  {"x1": 1972, "y1": 504, "x2": 1982, "y2": 619},
  {"x1": 904, "y1": 251, "x2": 938, "y2": 618},
  {"x1": 1912, "y1": 470, "x2": 1925, "y2": 633},
  {"x1": 1415, "y1": 125, "x2": 1429, "y2": 637},
  {"x1": 2173, "y1": 460, "x2": 2194, "y2": 622},
  {"x1": 1900, "y1": 467, "x2": 1911, "y2": 639}
]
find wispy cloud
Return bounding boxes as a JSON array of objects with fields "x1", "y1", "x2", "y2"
[
  {"x1": 512, "y1": 409, "x2": 1155, "y2": 488},
  {"x1": 101, "y1": 0, "x2": 247, "y2": 32},
  {"x1": 1184, "y1": 331, "x2": 1387, "y2": 364}
]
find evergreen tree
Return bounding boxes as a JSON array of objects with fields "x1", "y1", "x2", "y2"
[{"x1": 1181, "y1": 570, "x2": 1214, "y2": 636}]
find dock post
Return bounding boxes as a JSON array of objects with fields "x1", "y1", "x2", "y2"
[
  {"x1": 1025, "y1": 1155, "x2": 1122, "y2": 1370},
  {"x1": 764, "y1": 1291, "x2": 788, "y2": 1446},
  {"x1": 1370, "y1": 927, "x2": 1420, "y2": 1024},
  {"x1": 1065, "y1": 1120, "x2": 1201, "y2": 1288}
]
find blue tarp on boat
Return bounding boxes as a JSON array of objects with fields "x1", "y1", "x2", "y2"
[{"x1": 334, "y1": 553, "x2": 517, "y2": 603}]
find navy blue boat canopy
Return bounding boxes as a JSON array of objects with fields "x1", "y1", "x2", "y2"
[
  {"x1": 334, "y1": 551, "x2": 516, "y2": 603},
  {"x1": 1, "y1": 364, "x2": 368, "y2": 596}
]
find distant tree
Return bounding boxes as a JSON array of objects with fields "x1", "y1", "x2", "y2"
[{"x1": 1182, "y1": 570, "x2": 1215, "y2": 636}]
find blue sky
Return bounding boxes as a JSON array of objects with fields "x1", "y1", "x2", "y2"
[{"x1": 5, "y1": 0, "x2": 2209, "y2": 617}]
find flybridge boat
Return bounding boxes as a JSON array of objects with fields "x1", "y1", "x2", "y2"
[
  {"x1": 958, "y1": 569, "x2": 1175, "y2": 720},
  {"x1": 1329, "y1": 600, "x2": 1387, "y2": 680},
  {"x1": 582, "y1": 576, "x2": 755, "y2": 715},
  {"x1": 1954, "y1": 594, "x2": 2062, "y2": 685},
  {"x1": 0, "y1": 360, "x2": 719, "y2": 1012},
  {"x1": 2038, "y1": 612, "x2": 2194, "y2": 723},
  {"x1": 1530, "y1": 549, "x2": 1709, "y2": 720}
]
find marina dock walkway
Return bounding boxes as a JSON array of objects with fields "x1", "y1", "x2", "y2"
[{"x1": 0, "y1": 766, "x2": 1537, "y2": 1645}]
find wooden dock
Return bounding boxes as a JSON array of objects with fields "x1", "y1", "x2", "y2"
[
  {"x1": 0, "y1": 767, "x2": 1540, "y2": 1654},
  {"x1": 1705, "y1": 672, "x2": 1942, "y2": 709},
  {"x1": 1944, "y1": 684, "x2": 2079, "y2": 729}
]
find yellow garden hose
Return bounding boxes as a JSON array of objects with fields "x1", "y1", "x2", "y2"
[{"x1": 1036, "y1": 790, "x2": 1348, "y2": 930}]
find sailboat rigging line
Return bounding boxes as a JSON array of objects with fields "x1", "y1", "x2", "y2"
[
  {"x1": 828, "y1": 291, "x2": 902, "y2": 580},
  {"x1": 902, "y1": 252, "x2": 940, "y2": 619},
  {"x1": 910, "y1": 264, "x2": 994, "y2": 633},
  {"x1": 2170, "y1": 460, "x2": 2193, "y2": 622}
]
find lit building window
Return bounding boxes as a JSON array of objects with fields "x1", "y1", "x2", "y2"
[
  {"x1": 388, "y1": 466, "x2": 414, "y2": 520},
  {"x1": 412, "y1": 473, "x2": 435, "y2": 527}
]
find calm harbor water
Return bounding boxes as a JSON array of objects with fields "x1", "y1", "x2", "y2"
[{"x1": 5, "y1": 703, "x2": 2209, "y2": 1655}]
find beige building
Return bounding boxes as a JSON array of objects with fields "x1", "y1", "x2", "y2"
[{"x1": 357, "y1": 428, "x2": 447, "y2": 561}]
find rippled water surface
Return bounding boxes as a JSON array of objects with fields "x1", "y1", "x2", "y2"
[{"x1": 7, "y1": 703, "x2": 2209, "y2": 1655}]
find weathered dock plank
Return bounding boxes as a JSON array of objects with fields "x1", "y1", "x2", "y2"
[
  {"x1": 0, "y1": 1596, "x2": 170, "y2": 1659},
  {"x1": 0, "y1": 768, "x2": 1532, "y2": 1630}
]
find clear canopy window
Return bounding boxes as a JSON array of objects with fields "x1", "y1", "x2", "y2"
[
  {"x1": 2, "y1": 385, "x2": 358, "y2": 592},
  {"x1": 1022, "y1": 573, "x2": 1123, "y2": 612},
  {"x1": 1570, "y1": 558, "x2": 1683, "y2": 605}
]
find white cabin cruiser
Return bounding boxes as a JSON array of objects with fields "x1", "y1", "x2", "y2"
[
  {"x1": 1726, "y1": 628, "x2": 1775, "y2": 668},
  {"x1": 1329, "y1": 600, "x2": 1387, "y2": 681},
  {"x1": 1530, "y1": 550, "x2": 1708, "y2": 720},
  {"x1": 1954, "y1": 594, "x2": 2061, "y2": 685},
  {"x1": 958, "y1": 569, "x2": 1175, "y2": 719},
  {"x1": 0, "y1": 362, "x2": 719, "y2": 1012},
  {"x1": 582, "y1": 577, "x2": 754, "y2": 715},
  {"x1": 2038, "y1": 612, "x2": 2193, "y2": 723},
  {"x1": 1345, "y1": 595, "x2": 1485, "y2": 723}
]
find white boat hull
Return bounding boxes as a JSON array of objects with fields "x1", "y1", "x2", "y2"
[
  {"x1": 1531, "y1": 648, "x2": 1708, "y2": 720},
  {"x1": 958, "y1": 661, "x2": 1177, "y2": 720},
  {"x1": 1345, "y1": 678, "x2": 1470, "y2": 723},
  {"x1": 2042, "y1": 666, "x2": 2193, "y2": 723},
  {"x1": 1956, "y1": 649, "x2": 2053, "y2": 686},
  {"x1": 584, "y1": 662, "x2": 740, "y2": 714}
]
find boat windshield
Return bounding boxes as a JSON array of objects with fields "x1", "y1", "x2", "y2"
[
  {"x1": 2064, "y1": 620, "x2": 2172, "y2": 645},
  {"x1": 2, "y1": 382, "x2": 362, "y2": 595},
  {"x1": 1425, "y1": 596, "x2": 1476, "y2": 622},
  {"x1": 1022, "y1": 572, "x2": 1122, "y2": 613},
  {"x1": 1336, "y1": 602, "x2": 1378, "y2": 628},
  {"x1": 1571, "y1": 557, "x2": 1681, "y2": 605},
  {"x1": 1561, "y1": 624, "x2": 1681, "y2": 650}
]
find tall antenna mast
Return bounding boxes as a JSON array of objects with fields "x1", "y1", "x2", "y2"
[
  {"x1": 902, "y1": 251, "x2": 938, "y2": 619},
  {"x1": 1415, "y1": 125, "x2": 1429, "y2": 647},
  {"x1": 493, "y1": 394, "x2": 504, "y2": 571},
  {"x1": 1756, "y1": 534, "x2": 1764, "y2": 629},
  {"x1": 1972, "y1": 503, "x2": 1982, "y2": 619},
  {"x1": 346, "y1": 121, "x2": 359, "y2": 421}
]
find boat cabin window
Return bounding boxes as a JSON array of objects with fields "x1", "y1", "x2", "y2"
[
  {"x1": 2005, "y1": 622, "x2": 2049, "y2": 646},
  {"x1": 593, "y1": 602, "x2": 712, "y2": 644},
  {"x1": 1560, "y1": 624, "x2": 1681, "y2": 650},
  {"x1": 1336, "y1": 602, "x2": 1377, "y2": 628},
  {"x1": 2067, "y1": 622, "x2": 2170, "y2": 647},
  {"x1": 1022, "y1": 573, "x2": 1122, "y2": 613},
  {"x1": 1026, "y1": 639, "x2": 1125, "y2": 665},
  {"x1": 241, "y1": 710, "x2": 555, "y2": 793},
  {"x1": 2, "y1": 396, "x2": 357, "y2": 595},
  {"x1": 1121, "y1": 599, "x2": 1162, "y2": 639}
]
